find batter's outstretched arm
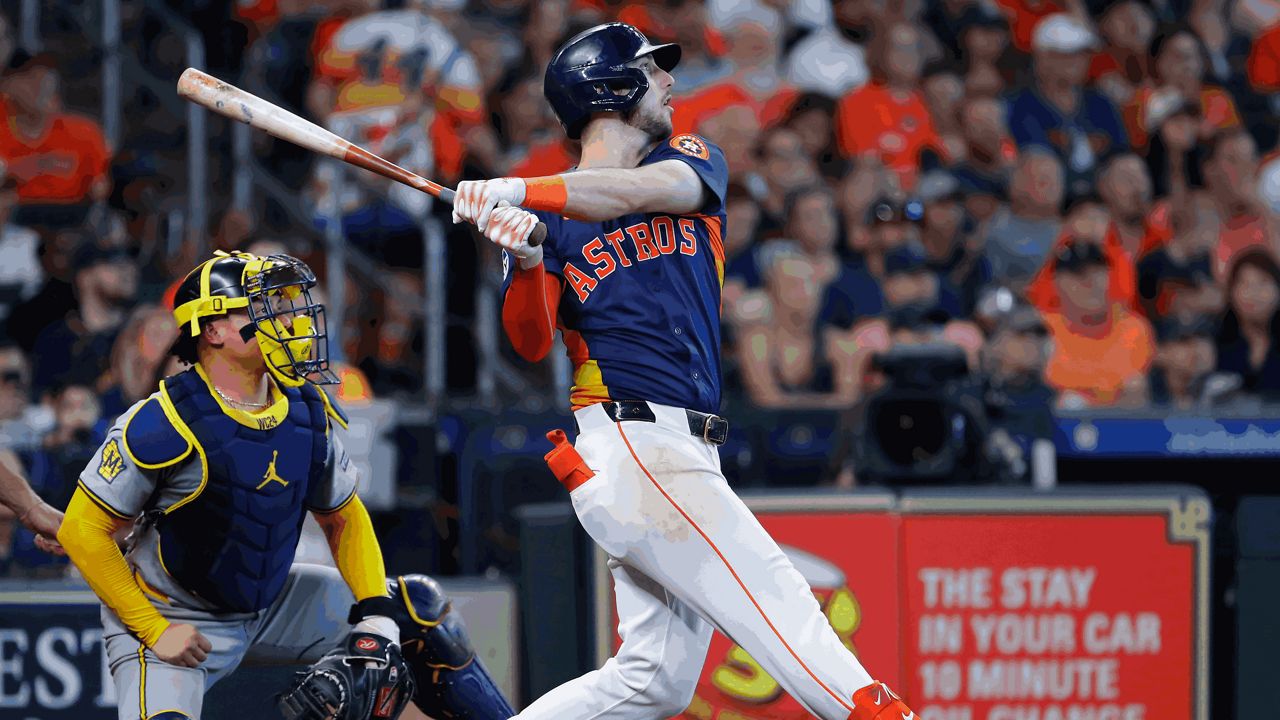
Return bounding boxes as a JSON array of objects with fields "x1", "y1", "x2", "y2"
[
  {"x1": 503, "y1": 262, "x2": 563, "y2": 362},
  {"x1": 452, "y1": 160, "x2": 709, "y2": 231},
  {"x1": 0, "y1": 449, "x2": 64, "y2": 553},
  {"x1": 552, "y1": 160, "x2": 708, "y2": 220}
]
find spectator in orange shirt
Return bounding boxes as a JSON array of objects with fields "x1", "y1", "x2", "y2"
[
  {"x1": 670, "y1": 20, "x2": 796, "y2": 133},
  {"x1": 1042, "y1": 241, "x2": 1156, "y2": 408},
  {"x1": 0, "y1": 51, "x2": 109, "y2": 216},
  {"x1": 836, "y1": 22, "x2": 942, "y2": 192},
  {"x1": 1026, "y1": 194, "x2": 1136, "y2": 314}
]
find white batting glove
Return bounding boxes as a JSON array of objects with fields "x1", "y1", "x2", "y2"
[
  {"x1": 485, "y1": 203, "x2": 543, "y2": 269},
  {"x1": 452, "y1": 177, "x2": 526, "y2": 233}
]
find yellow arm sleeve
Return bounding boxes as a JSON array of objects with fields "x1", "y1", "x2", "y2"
[
  {"x1": 316, "y1": 494, "x2": 388, "y2": 601},
  {"x1": 57, "y1": 489, "x2": 170, "y2": 647}
]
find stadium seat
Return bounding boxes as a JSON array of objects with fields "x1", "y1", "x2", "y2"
[
  {"x1": 457, "y1": 411, "x2": 573, "y2": 574},
  {"x1": 753, "y1": 408, "x2": 843, "y2": 487}
]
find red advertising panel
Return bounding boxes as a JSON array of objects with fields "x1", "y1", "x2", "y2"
[
  {"x1": 899, "y1": 500, "x2": 1209, "y2": 720},
  {"x1": 594, "y1": 494, "x2": 1209, "y2": 720}
]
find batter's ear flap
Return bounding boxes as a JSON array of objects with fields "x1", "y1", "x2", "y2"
[{"x1": 544, "y1": 429, "x2": 595, "y2": 492}]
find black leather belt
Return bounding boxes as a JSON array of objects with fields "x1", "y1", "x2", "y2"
[{"x1": 594, "y1": 401, "x2": 729, "y2": 446}]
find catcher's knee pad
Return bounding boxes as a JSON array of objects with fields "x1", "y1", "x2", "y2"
[{"x1": 388, "y1": 574, "x2": 516, "y2": 720}]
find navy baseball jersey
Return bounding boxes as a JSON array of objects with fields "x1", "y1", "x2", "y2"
[{"x1": 503, "y1": 134, "x2": 730, "y2": 414}]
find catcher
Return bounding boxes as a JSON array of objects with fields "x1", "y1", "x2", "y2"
[{"x1": 57, "y1": 251, "x2": 514, "y2": 720}]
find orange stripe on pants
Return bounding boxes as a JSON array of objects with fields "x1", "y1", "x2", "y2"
[{"x1": 613, "y1": 422, "x2": 856, "y2": 715}]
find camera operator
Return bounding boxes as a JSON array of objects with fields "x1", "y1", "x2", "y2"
[{"x1": 827, "y1": 299, "x2": 987, "y2": 488}]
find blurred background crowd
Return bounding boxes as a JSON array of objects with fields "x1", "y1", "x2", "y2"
[{"x1": 0, "y1": 0, "x2": 1278, "y2": 577}]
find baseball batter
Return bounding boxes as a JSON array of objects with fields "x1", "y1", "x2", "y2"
[
  {"x1": 57, "y1": 251, "x2": 514, "y2": 720},
  {"x1": 451, "y1": 22, "x2": 916, "y2": 720}
]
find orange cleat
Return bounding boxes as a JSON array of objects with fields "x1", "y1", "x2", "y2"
[{"x1": 848, "y1": 681, "x2": 917, "y2": 720}]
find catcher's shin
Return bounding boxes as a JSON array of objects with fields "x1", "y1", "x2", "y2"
[
  {"x1": 277, "y1": 631, "x2": 415, "y2": 720},
  {"x1": 389, "y1": 575, "x2": 516, "y2": 719}
]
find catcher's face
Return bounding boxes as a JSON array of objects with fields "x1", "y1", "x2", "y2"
[{"x1": 201, "y1": 310, "x2": 266, "y2": 370}]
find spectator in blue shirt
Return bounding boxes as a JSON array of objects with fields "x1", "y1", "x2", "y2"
[{"x1": 1008, "y1": 13, "x2": 1129, "y2": 200}]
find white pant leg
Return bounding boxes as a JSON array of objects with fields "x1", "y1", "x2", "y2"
[
  {"x1": 514, "y1": 556, "x2": 713, "y2": 720},
  {"x1": 572, "y1": 410, "x2": 875, "y2": 720}
]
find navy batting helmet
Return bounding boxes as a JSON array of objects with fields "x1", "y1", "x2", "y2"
[{"x1": 544, "y1": 22, "x2": 681, "y2": 140}]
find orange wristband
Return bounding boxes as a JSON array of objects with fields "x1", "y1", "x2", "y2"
[{"x1": 522, "y1": 176, "x2": 568, "y2": 213}]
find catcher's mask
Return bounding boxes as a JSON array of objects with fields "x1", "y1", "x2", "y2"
[{"x1": 171, "y1": 250, "x2": 338, "y2": 386}]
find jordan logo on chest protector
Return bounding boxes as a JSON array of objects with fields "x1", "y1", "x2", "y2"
[{"x1": 256, "y1": 450, "x2": 288, "y2": 490}]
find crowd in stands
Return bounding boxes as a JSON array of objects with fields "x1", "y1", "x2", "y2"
[{"x1": 1, "y1": 0, "x2": 1280, "y2": 573}]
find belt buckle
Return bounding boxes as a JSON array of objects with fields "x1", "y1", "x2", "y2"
[{"x1": 701, "y1": 415, "x2": 714, "y2": 443}]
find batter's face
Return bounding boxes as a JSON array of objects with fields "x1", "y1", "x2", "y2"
[{"x1": 625, "y1": 55, "x2": 675, "y2": 140}]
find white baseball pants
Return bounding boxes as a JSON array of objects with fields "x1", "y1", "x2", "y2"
[{"x1": 515, "y1": 401, "x2": 875, "y2": 720}]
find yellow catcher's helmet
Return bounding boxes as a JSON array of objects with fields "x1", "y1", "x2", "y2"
[{"x1": 170, "y1": 251, "x2": 338, "y2": 386}]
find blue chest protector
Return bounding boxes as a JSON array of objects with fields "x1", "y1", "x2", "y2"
[{"x1": 153, "y1": 369, "x2": 330, "y2": 613}]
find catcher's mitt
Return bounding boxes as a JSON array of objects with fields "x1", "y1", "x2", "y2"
[{"x1": 277, "y1": 632, "x2": 416, "y2": 720}]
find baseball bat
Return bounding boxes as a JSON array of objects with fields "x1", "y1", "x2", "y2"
[{"x1": 176, "y1": 67, "x2": 545, "y2": 246}]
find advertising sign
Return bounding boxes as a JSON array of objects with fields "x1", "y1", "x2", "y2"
[
  {"x1": 0, "y1": 592, "x2": 113, "y2": 720},
  {"x1": 899, "y1": 495, "x2": 1210, "y2": 720},
  {"x1": 596, "y1": 492, "x2": 1209, "y2": 720}
]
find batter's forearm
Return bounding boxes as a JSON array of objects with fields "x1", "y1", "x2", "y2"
[
  {"x1": 316, "y1": 494, "x2": 389, "y2": 601},
  {"x1": 58, "y1": 490, "x2": 170, "y2": 647},
  {"x1": 560, "y1": 170, "x2": 659, "y2": 219}
]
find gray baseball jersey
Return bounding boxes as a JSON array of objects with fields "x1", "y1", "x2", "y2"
[{"x1": 78, "y1": 392, "x2": 360, "y2": 613}]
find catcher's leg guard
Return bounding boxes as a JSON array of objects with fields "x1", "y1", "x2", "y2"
[{"x1": 388, "y1": 574, "x2": 517, "y2": 719}]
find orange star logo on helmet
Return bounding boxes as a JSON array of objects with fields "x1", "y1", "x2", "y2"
[{"x1": 670, "y1": 134, "x2": 710, "y2": 160}]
